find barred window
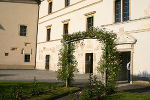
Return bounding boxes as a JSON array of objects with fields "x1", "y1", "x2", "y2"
[
  {"x1": 20, "y1": 25, "x2": 27, "y2": 36},
  {"x1": 24, "y1": 54, "x2": 30, "y2": 62}
]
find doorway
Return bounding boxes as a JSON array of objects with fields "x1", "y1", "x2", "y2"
[
  {"x1": 45, "y1": 55, "x2": 50, "y2": 70},
  {"x1": 85, "y1": 53, "x2": 93, "y2": 73},
  {"x1": 118, "y1": 51, "x2": 131, "y2": 81}
]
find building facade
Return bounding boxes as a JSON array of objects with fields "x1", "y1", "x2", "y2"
[
  {"x1": 0, "y1": 0, "x2": 40, "y2": 69},
  {"x1": 37, "y1": 0, "x2": 150, "y2": 83}
]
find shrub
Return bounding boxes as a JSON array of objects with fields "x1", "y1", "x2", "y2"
[
  {"x1": 11, "y1": 85, "x2": 23, "y2": 100},
  {"x1": 31, "y1": 81, "x2": 41, "y2": 96}
]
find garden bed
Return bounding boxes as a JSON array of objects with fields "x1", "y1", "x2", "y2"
[{"x1": 0, "y1": 81, "x2": 79, "y2": 100}]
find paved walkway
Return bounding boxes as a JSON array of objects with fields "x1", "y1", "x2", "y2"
[
  {"x1": 0, "y1": 69, "x2": 150, "y2": 100},
  {"x1": 0, "y1": 69, "x2": 89, "y2": 83}
]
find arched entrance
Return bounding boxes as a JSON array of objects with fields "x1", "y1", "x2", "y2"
[{"x1": 57, "y1": 28, "x2": 121, "y2": 87}]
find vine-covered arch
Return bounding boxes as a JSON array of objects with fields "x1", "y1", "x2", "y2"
[{"x1": 57, "y1": 28, "x2": 120, "y2": 88}]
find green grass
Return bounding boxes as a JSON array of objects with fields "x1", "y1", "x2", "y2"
[
  {"x1": 0, "y1": 81, "x2": 64, "y2": 99},
  {"x1": 103, "y1": 92, "x2": 150, "y2": 100},
  {"x1": 28, "y1": 87, "x2": 80, "y2": 100}
]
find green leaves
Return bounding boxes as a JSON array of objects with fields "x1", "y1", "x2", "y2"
[{"x1": 57, "y1": 28, "x2": 120, "y2": 89}]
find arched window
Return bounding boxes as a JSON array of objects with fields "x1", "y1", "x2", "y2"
[{"x1": 115, "y1": 0, "x2": 129, "y2": 22}]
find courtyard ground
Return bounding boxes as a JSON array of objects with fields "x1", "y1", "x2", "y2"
[
  {"x1": 0, "y1": 69, "x2": 150, "y2": 100},
  {"x1": 0, "y1": 69, "x2": 89, "y2": 84}
]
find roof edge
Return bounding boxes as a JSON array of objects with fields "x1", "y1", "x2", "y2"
[{"x1": 0, "y1": 0, "x2": 41, "y2": 4}]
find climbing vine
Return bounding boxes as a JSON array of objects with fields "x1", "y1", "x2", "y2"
[{"x1": 57, "y1": 28, "x2": 120, "y2": 89}]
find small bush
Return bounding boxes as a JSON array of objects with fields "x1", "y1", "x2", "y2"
[
  {"x1": 11, "y1": 85, "x2": 23, "y2": 100},
  {"x1": 31, "y1": 81, "x2": 41, "y2": 96},
  {"x1": 78, "y1": 74, "x2": 106, "y2": 100}
]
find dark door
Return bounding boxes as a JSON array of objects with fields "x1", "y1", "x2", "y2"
[
  {"x1": 45, "y1": 55, "x2": 50, "y2": 70},
  {"x1": 85, "y1": 53, "x2": 93, "y2": 73},
  {"x1": 118, "y1": 51, "x2": 131, "y2": 81}
]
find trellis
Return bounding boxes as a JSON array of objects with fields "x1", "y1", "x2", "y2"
[{"x1": 57, "y1": 28, "x2": 120, "y2": 88}]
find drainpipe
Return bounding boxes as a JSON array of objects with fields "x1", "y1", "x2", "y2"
[{"x1": 34, "y1": 1, "x2": 41, "y2": 69}]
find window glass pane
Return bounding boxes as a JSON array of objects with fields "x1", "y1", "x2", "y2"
[
  {"x1": 115, "y1": 0, "x2": 121, "y2": 22},
  {"x1": 47, "y1": 28, "x2": 51, "y2": 41},
  {"x1": 123, "y1": 0, "x2": 129, "y2": 21},
  {"x1": 24, "y1": 54, "x2": 30, "y2": 62},
  {"x1": 48, "y1": 2, "x2": 52, "y2": 14},
  {"x1": 20, "y1": 25, "x2": 27, "y2": 36},
  {"x1": 65, "y1": 0, "x2": 70, "y2": 7},
  {"x1": 87, "y1": 17, "x2": 93, "y2": 31},
  {"x1": 64, "y1": 23, "x2": 68, "y2": 35}
]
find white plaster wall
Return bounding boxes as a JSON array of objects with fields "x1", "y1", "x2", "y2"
[
  {"x1": 39, "y1": 0, "x2": 87, "y2": 18},
  {"x1": 74, "y1": 39, "x2": 103, "y2": 74},
  {"x1": 131, "y1": 0, "x2": 150, "y2": 19},
  {"x1": 0, "y1": 2, "x2": 38, "y2": 68},
  {"x1": 104, "y1": 18, "x2": 150, "y2": 77},
  {"x1": 36, "y1": 40, "x2": 61, "y2": 71},
  {"x1": 37, "y1": 0, "x2": 150, "y2": 76},
  {"x1": 36, "y1": 39, "x2": 103, "y2": 74}
]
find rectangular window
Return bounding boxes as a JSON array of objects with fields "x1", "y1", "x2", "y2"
[
  {"x1": 65, "y1": 0, "x2": 70, "y2": 7},
  {"x1": 115, "y1": 0, "x2": 121, "y2": 22},
  {"x1": 63, "y1": 23, "x2": 68, "y2": 35},
  {"x1": 24, "y1": 54, "x2": 30, "y2": 62},
  {"x1": 48, "y1": 2, "x2": 52, "y2": 14},
  {"x1": 47, "y1": 28, "x2": 51, "y2": 41},
  {"x1": 87, "y1": 16, "x2": 93, "y2": 31},
  {"x1": 5, "y1": 53, "x2": 8, "y2": 56},
  {"x1": 115, "y1": 0, "x2": 129, "y2": 22},
  {"x1": 20, "y1": 25, "x2": 27, "y2": 36},
  {"x1": 45, "y1": 55, "x2": 50, "y2": 70},
  {"x1": 123, "y1": 0, "x2": 129, "y2": 21}
]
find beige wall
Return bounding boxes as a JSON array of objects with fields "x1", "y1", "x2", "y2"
[
  {"x1": 0, "y1": 2, "x2": 39, "y2": 69},
  {"x1": 37, "y1": 0, "x2": 150, "y2": 80}
]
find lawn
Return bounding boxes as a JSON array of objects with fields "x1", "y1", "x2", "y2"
[
  {"x1": 0, "y1": 81, "x2": 79, "y2": 100},
  {"x1": 103, "y1": 92, "x2": 150, "y2": 100},
  {"x1": 28, "y1": 87, "x2": 80, "y2": 100}
]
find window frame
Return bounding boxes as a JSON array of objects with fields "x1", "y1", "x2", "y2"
[
  {"x1": 63, "y1": 23, "x2": 69, "y2": 35},
  {"x1": 24, "y1": 54, "x2": 30, "y2": 62},
  {"x1": 114, "y1": 0, "x2": 130, "y2": 23},
  {"x1": 123, "y1": 0, "x2": 129, "y2": 21},
  {"x1": 47, "y1": 28, "x2": 51, "y2": 41},
  {"x1": 5, "y1": 53, "x2": 9, "y2": 56},
  {"x1": 65, "y1": 0, "x2": 70, "y2": 7},
  {"x1": 19, "y1": 25, "x2": 27, "y2": 36},
  {"x1": 86, "y1": 16, "x2": 94, "y2": 31},
  {"x1": 48, "y1": 1, "x2": 52, "y2": 14}
]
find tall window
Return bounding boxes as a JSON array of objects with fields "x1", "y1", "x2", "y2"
[
  {"x1": 123, "y1": 0, "x2": 129, "y2": 21},
  {"x1": 115, "y1": 0, "x2": 121, "y2": 22},
  {"x1": 87, "y1": 16, "x2": 93, "y2": 31},
  {"x1": 24, "y1": 54, "x2": 30, "y2": 62},
  {"x1": 47, "y1": 28, "x2": 51, "y2": 41},
  {"x1": 48, "y1": 2, "x2": 52, "y2": 14},
  {"x1": 20, "y1": 25, "x2": 27, "y2": 36},
  {"x1": 115, "y1": 0, "x2": 129, "y2": 22},
  {"x1": 65, "y1": 0, "x2": 70, "y2": 7},
  {"x1": 63, "y1": 23, "x2": 68, "y2": 35}
]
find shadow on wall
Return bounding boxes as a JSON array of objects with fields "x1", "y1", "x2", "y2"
[
  {"x1": 0, "y1": 24, "x2": 5, "y2": 30},
  {"x1": 133, "y1": 71, "x2": 150, "y2": 81}
]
